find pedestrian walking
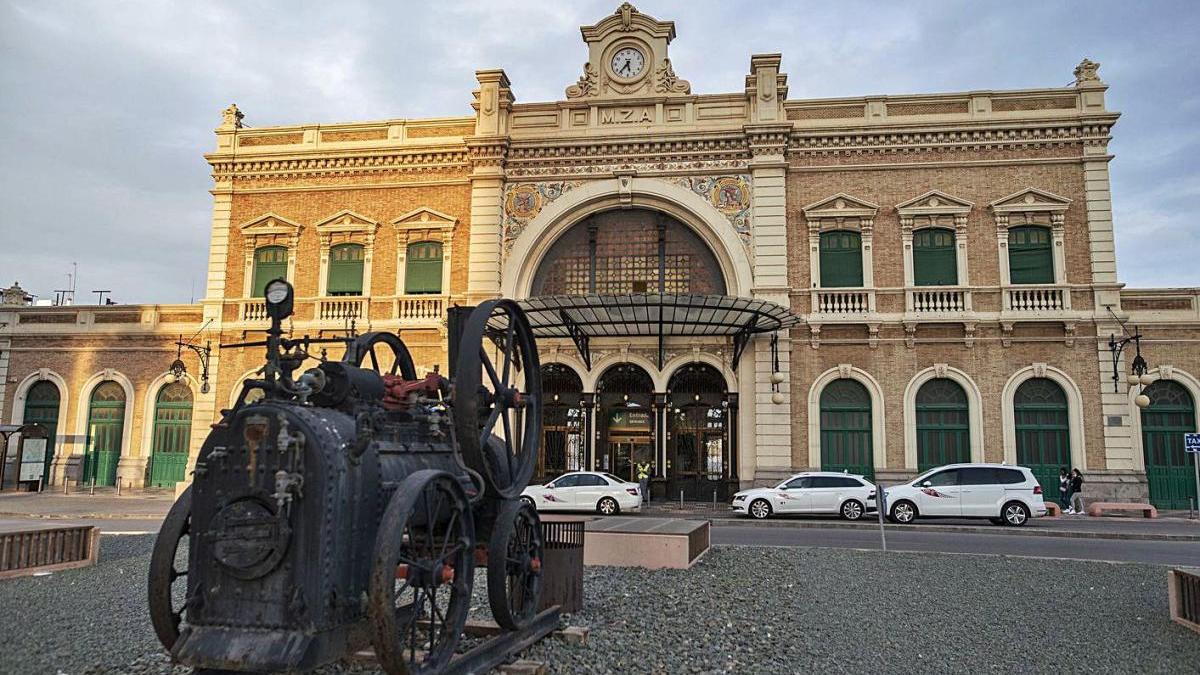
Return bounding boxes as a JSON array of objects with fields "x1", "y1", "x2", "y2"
[
  {"x1": 1058, "y1": 467, "x2": 1071, "y2": 513},
  {"x1": 1069, "y1": 468, "x2": 1085, "y2": 515},
  {"x1": 636, "y1": 461, "x2": 651, "y2": 504}
]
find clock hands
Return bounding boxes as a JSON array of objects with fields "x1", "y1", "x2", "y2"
[{"x1": 620, "y1": 59, "x2": 631, "y2": 75}]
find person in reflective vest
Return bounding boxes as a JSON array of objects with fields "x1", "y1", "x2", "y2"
[{"x1": 636, "y1": 461, "x2": 651, "y2": 504}]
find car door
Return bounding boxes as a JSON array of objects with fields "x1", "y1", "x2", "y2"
[
  {"x1": 775, "y1": 477, "x2": 811, "y2": 513},
  {"x1": 913, "y1": 468, "x2": 962, "y2": 516},
  {"x1": 541, "y1": 474, "x2": 581, "y2": 510},
  {"x1": 576, "y1": 473, "x2": 610, "y2": 510},
  {"x1": 807, "y1": 476, "x2": 841, "y2": 513},
  {"x1": 959, "y1": 467, "x2": 1005, "y2": 517}
]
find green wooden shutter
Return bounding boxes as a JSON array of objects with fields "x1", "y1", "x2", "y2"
[
  {"x1": 405, "y1": 241, "x2": 444, "y2": 294},
  {"x1": 819, "y1": 379, "x2": 873, "y2": 478},
  {"x1": 327, "y1": 243, "x2": 365, "y2": 296},
  {"x1": 83, "y1": 381, "x2": 125, "y2": 486},
  {"x1": 1008, "y1": 226, "x2": 1054, "y2": 284},
  {"x1": 252, "y1": 246, "x2": 289, "y2": 297},
  {"x1": 915, "y1": 378, "x2": 970, "y2": 470},
  {"x1": 819, "y1": 231, "x2": 863, "y2": 287},
  {"x1": 913, "y1": 228, "x2": 958, "y2": 286},
  {"x1": 1014, "y1": 378, "x2": 1070, "y2": 493},
  {"x1": 1140, "y1": 381, "x2": 1197, "y2": 510},
  {"x1": 149, "y1": 383, "x2": 193, "y2": 488},
  {"x1": 23, "y1": 381, "x2": 60, "y2": 479}
]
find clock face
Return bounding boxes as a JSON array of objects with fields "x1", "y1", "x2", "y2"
[{"x1": 610, "y1": 47, "x2": 645, "y2": 79}]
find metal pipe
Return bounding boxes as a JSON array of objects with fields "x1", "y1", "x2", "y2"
[
  {"x1": 90, "y1": 475, "x2": 95, "y2": 496},
  {"x1": 116, "y1": 479, "x2": 121, "y2": 497},
  {"x1": 679, "y1": 490, "x2": 683, "y2": 509},
  {"x1": 712, "y1": 490, "x2": 716, "y2": 511}
]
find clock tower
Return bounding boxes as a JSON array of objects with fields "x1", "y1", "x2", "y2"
[{"x1": 565, "y1": 3, "x2": 691, "y2": 100}]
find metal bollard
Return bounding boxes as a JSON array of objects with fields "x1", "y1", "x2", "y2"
[
  {"x1": 1191, "y1": 497, "x2": 1197, "y2": 521},
  {"x1": 63, "y1": 477, "x2": 69, "y2": 496},
  {"x1": 679, "y1": 490, "x2": 684, "y2": 509},
  {"x1": 90, "y1": 476, "x2": 95, "y2": 496},
  {"x1": 712, "y1": 490, "x2": 717, "y2": 510},
  {"x1": 116, "y1": 479, "x2": 121, "y2": 497}
]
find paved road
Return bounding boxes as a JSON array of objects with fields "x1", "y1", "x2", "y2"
[{"x1": 711, "y1": 523, "x2": 1200, "y2": 565}]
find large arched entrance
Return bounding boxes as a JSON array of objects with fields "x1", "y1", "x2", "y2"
[
  {"x1": 539, "y1": 363, "x2": 586, "y2": 481},
  {"x1": 667, "y1": 364, "x2": 732, "y2": 500},
  {"x1": 819, "y1": 379, "x2": 874, "y2": 478},
  {"x1": 1014, "y1": 377, "x2": 1071, "y2": 495},
  {"x1": 1140, "y1": 380, "x2": 1197, "y2": 509},
  {"x1": 83, "y1": 381, "x2": 125, "y2": 486},
  {"x1": 148, "y1": 382, "x2": 194, "y2": 488},
  {"x1": 22, "y1": 380, "x2": 61, "y2": 480},
  {"x1": 596, "y1": 364, "x2": 655, "y2": 482},
  {"x1": 915, "y1": 378, "x2": 970, "y2": 471}
]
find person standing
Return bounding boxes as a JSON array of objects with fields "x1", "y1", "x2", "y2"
[
  {"x1": 636, "y1": 461, "x2": 651, "y2": 504},
  {"x1": 1058, "y1": 467, "x2": 1071, "y2": 513},
  {"x1": 1069, "y1": 468, "x2": 1085, "y2": 515}
]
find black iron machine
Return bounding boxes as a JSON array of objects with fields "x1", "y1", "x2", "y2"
[{"x1": 148, "y1": 279, "x2": 551, "y2": 674}]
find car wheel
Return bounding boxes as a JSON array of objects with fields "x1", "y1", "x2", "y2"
[
  {"x1": 749, "y1": 499, "x2": 772, "y2": 520},
  {"x1": 889, "y1": 500, "x2": 917, "y2": 524},
  {"x1": 597, "y1": 497, "x2": 619, "y2": 516},
  {"x1": 1002, "y1": 501, "x2": 1030, "y2": 527},
  {"x1": 840, "y1": 499, "x2": 865, "y2": 521},
  {"x1": 520, "y1": 496, "x2": 536, "y2": 510}
]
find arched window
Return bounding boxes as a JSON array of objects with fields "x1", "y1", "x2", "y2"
[
  {"x1": 915, "y1": 378, "x2": 969, "y2": 470},
  {"x1": 819, "y1": 379, "x2": 873, "y2": 477},
  {"x1": 84, "y1": 381, "x2": 126, "y2": 486},
  {"x1": 327, "y1": 243, "x2": 365, "y2": 296},
  {"x1": 148, "y1": 383, "x2": 194, "y2": 488},
  {"x1": 1014, "y1": 377, "x2": 1070, "y2": 493},
  {"x1": 405, "y1": 241, "x2": 443, "y2": 294},
  {"x1": 251, "y1": 246, "x2": 288, "y2": 297},
  {"x1": 1008, "y1": 226, "x2": 1053, "y2": 284},
  {"x1": 819, "y1": 231, "x2": 863, "y2": 287},
  {"x1": 22, "y1": 381, "x2": 61, "y2": 480},
  {"x1": 1141, "y1": 380, "x2": 1197, "y2": 510},
  {"x1": 540, "y1": 363, "x2": 585, "y2": 479},
  {"x1": 913, "y1": 228, "x2": 957, "y2": 286}
]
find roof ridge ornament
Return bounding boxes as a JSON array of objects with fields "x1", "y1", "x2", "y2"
[
  {"x1": 219, "y1": 103, "x2": 244, "y2": 130},
  {"x1": 1074, "y1": 58, "x2": 1102, "y2": 86},
  {"x1": 617, "y1": 2, "x2": 636, "y2": 30}
]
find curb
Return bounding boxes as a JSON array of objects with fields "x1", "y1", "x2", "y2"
[
  {"x1": 0, "y1": 512, "x2": 168, "y2": 521},
  {"x1": 702, "y1": 517, "x2": 1200, "y2": 542}
]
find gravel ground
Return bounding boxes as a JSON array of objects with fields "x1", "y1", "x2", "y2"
[{"x1": 1, "y1": 535, "x2": 1196, "y2": 674}]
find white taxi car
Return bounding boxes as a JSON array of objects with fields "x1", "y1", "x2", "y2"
[
  {"x1": 882, "y1": 463, "x2": 1047, "y2": 526},
  {"x1": 521, "y1": 471, "x2": 642, "y2": 515},
  {"x1": 731, "y1": 472, "x2": 876, "y2": 520}
]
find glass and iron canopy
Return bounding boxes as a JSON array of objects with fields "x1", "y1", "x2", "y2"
[{"x1": 516, "y1": 293, "x2": 802, "y2": 370}]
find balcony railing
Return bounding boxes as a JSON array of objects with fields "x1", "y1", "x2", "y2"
[
  {"x1": 812, "y1": 289, "x2": 873, "y2": 315},
  {"x1": 239, "y1": 300, "x2": 268, "y2": 321},
  {"x1": 909, "y1": 287, "x2": 970, "y2": 314},
  {"x1": 396, "y1": 294, "x2": 446, "y2": 324},
  {"x1": 316, "y1": 297, "x2": 365, "y2": 322},
  {"x1": 1006, "y1": 285, "x2": 1068, "y2": 313}
]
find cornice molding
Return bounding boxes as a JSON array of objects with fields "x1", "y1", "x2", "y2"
[
  {"x1": 209, "y1": 148, "x2": 469, "y2": 182},
  {"x1": 790, "y1": 121, "x2": 1113, "y2": 158}
]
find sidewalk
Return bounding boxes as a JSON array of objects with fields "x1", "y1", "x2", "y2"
[{"x1": 0, "y1": 488, "x2": 175, "y2": 520}]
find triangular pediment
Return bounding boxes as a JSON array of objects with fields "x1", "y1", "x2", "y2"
[
  {"x1": 391, "y1": 207, "x2": 457, "y2": 230},
  {"x1": 238, "y1": 212, "x2": 303, "y2": 234},
  {"x1": 989, "y1": 188, "x2": 1071, "y2": 214},
  {"x1": 896, "y1": 190, "x2": 973, "y2": 216},
  {"x1": 802, "y1": 193, "x2": 880, "y2": 219},
  {"x1": 314, "y1": 209, "x2": 378, "y2": 232}
]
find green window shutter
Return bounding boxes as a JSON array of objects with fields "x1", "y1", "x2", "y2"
[
  {"x1": 405, "y1": 241, "x2": 444, "y2": 294},
  {"x1": 818, "y1": 231, "x2": 863, "y2": 287},
  {"x1": 1008, "y1": 226, "x2": 1054, "y2": 284},
  {"x1": 251, "y1": 246, "x2": 288, "y2": 297},
  {"x1": 818, "y1": 379, "x2": 873, "y2": 479},
  {"x1": 327, "y1": 243, "x2": 365, "y2": 296},
  {"x1": 913, "y1": 228, "x2": 958, "y2": 286}
]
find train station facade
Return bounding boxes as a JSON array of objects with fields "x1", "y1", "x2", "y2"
[{"x1": 1, "y1": 4, "x2": 1198, "y2": 507}]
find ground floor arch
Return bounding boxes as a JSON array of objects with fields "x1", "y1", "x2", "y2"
[
  {"x1": 595, "y1": 363, "x2": 656, "y2": 483},
  {"x1": 538, "y1": 362, "x2": 586, "y2": 481},
  {"x1": 666, "y1": 363, "x2": 735, "y2": 500},
  {"x1": 147, "y1": 381, "x2": 195, "y2": 488},
  {"x1": 83, "y1": 380, "x2": 127, "y2": 486},
  {"x1": 1138, "y1": 379, "x2": 1197, "y2": 509}
]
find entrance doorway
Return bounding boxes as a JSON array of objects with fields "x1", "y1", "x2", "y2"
[
  {"x1": 83, "y1": 381, "x2": 125, "y2": 486},
  {"x1": 667, "y1": 364, "x2": 731, "y2": 500},
  {"x1": 539, "y1": 363, "x2": 585, "y2": 481},
  {"x1": 1013, "y1": 377, "x2": 1071, "y2": 497},
  {"x1": 1140, "y1": 380, "x2": 1197, "y2": 510},
  {"x1": 596, "y1": 365, "x2": 655, "y2": 482}
]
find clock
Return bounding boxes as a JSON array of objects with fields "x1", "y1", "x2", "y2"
[{"x1": 610, "y1": 47, "x2": 645, "y2": 79}]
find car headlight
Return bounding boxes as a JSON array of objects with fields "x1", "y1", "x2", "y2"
[{"x1": 732, "y1": 495, "x2": 746, "y2": 502}]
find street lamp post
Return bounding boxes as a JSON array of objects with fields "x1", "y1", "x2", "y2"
[
  {"x1": 171, "y1": 336, "x2": 213, "y2": 394},
  {"x1": 1108, "y1": 326, "x2": 1152, "y2": 408}
]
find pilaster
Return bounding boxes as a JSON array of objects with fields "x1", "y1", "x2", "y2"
[{"x1": 467, "y1": 70, "x2": 514, "y2": 304}]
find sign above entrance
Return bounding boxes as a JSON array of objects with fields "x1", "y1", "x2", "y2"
[{"x1": 609, "y1": 409, "x2": 652, "y2": 433}]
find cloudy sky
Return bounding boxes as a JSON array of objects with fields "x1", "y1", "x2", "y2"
[{"x1": 1, "y1": 0, "x2": 1197, "y2": 304}]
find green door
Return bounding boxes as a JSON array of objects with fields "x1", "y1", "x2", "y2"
[
  {"x1": 405, "y1": 241, "x2": 444, "y2": 294},
  {"x1": 916, "y1": 378, "x2": 970, "y2": 471},
  {"x1": 22, "y1": 381, "x2": 60, "y2": 480},
  {"x1": 820, "y1": 379, "x2": 874, "y2": 478},
  {"x1": 327, "y1": 243, "x2": 365, "y2": 296},
  {"x1": 148, "y1": 383, "x2": 194, "y2": 488},
  {"x1": 1008, "y1": 226, "x2": 1054, "y2": 284},
  {"x1": 252, "y1": 246, "x2": 288, "y2": 297},
  {"x1": 1141, "y1": 381, "x2": 1197, "y2": 510},
  {"x1": 913, "y1": 228, "x2": 958, "y2": 286},
  {"x1": 819, "y1": 231, "x2": 863, "y2": 288},
  {"x1": 1014, "y1": 378, "x2": 1070, "y2": 494},
  {"x1": 83, "y1": 381, "x2": 125, "y2": 486}
]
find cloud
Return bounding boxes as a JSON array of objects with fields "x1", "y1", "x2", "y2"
[{"x1": 1, "y1": 0, "x2": 1198, "y2": 303}]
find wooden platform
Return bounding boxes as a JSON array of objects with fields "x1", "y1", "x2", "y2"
[{"x1": 0, "y1": 522, "x2": 99, "y2": 580}]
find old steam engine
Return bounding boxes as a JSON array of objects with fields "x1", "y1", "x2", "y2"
[{"x1": 148, "y1": 279, "x2": 550, "y2": 674}]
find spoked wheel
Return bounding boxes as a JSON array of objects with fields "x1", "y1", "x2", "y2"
[
  {"x1": 148, "y1": 486, "x2": 192, "y2": 652},
  {"x1": 369, "y1": 470, "x2": 475, "y2": 675},
  {"x1": 453, "y1": 300, "x2": 542, "y2": 500},
  {"x1": 344, "y1": 331, "x2": 417, "y2": 380},
  {"x1": 487, "y1": 500, "x2": 544, "y2": 630}
]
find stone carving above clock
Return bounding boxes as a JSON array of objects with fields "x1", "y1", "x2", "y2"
[{"x1": 565, "y1": 3, "x2": 691, "y2": 100}]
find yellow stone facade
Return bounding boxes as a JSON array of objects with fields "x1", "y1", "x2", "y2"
[{"x1": 2, "y1": 6, "x2": 1197, "y2": 506}]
